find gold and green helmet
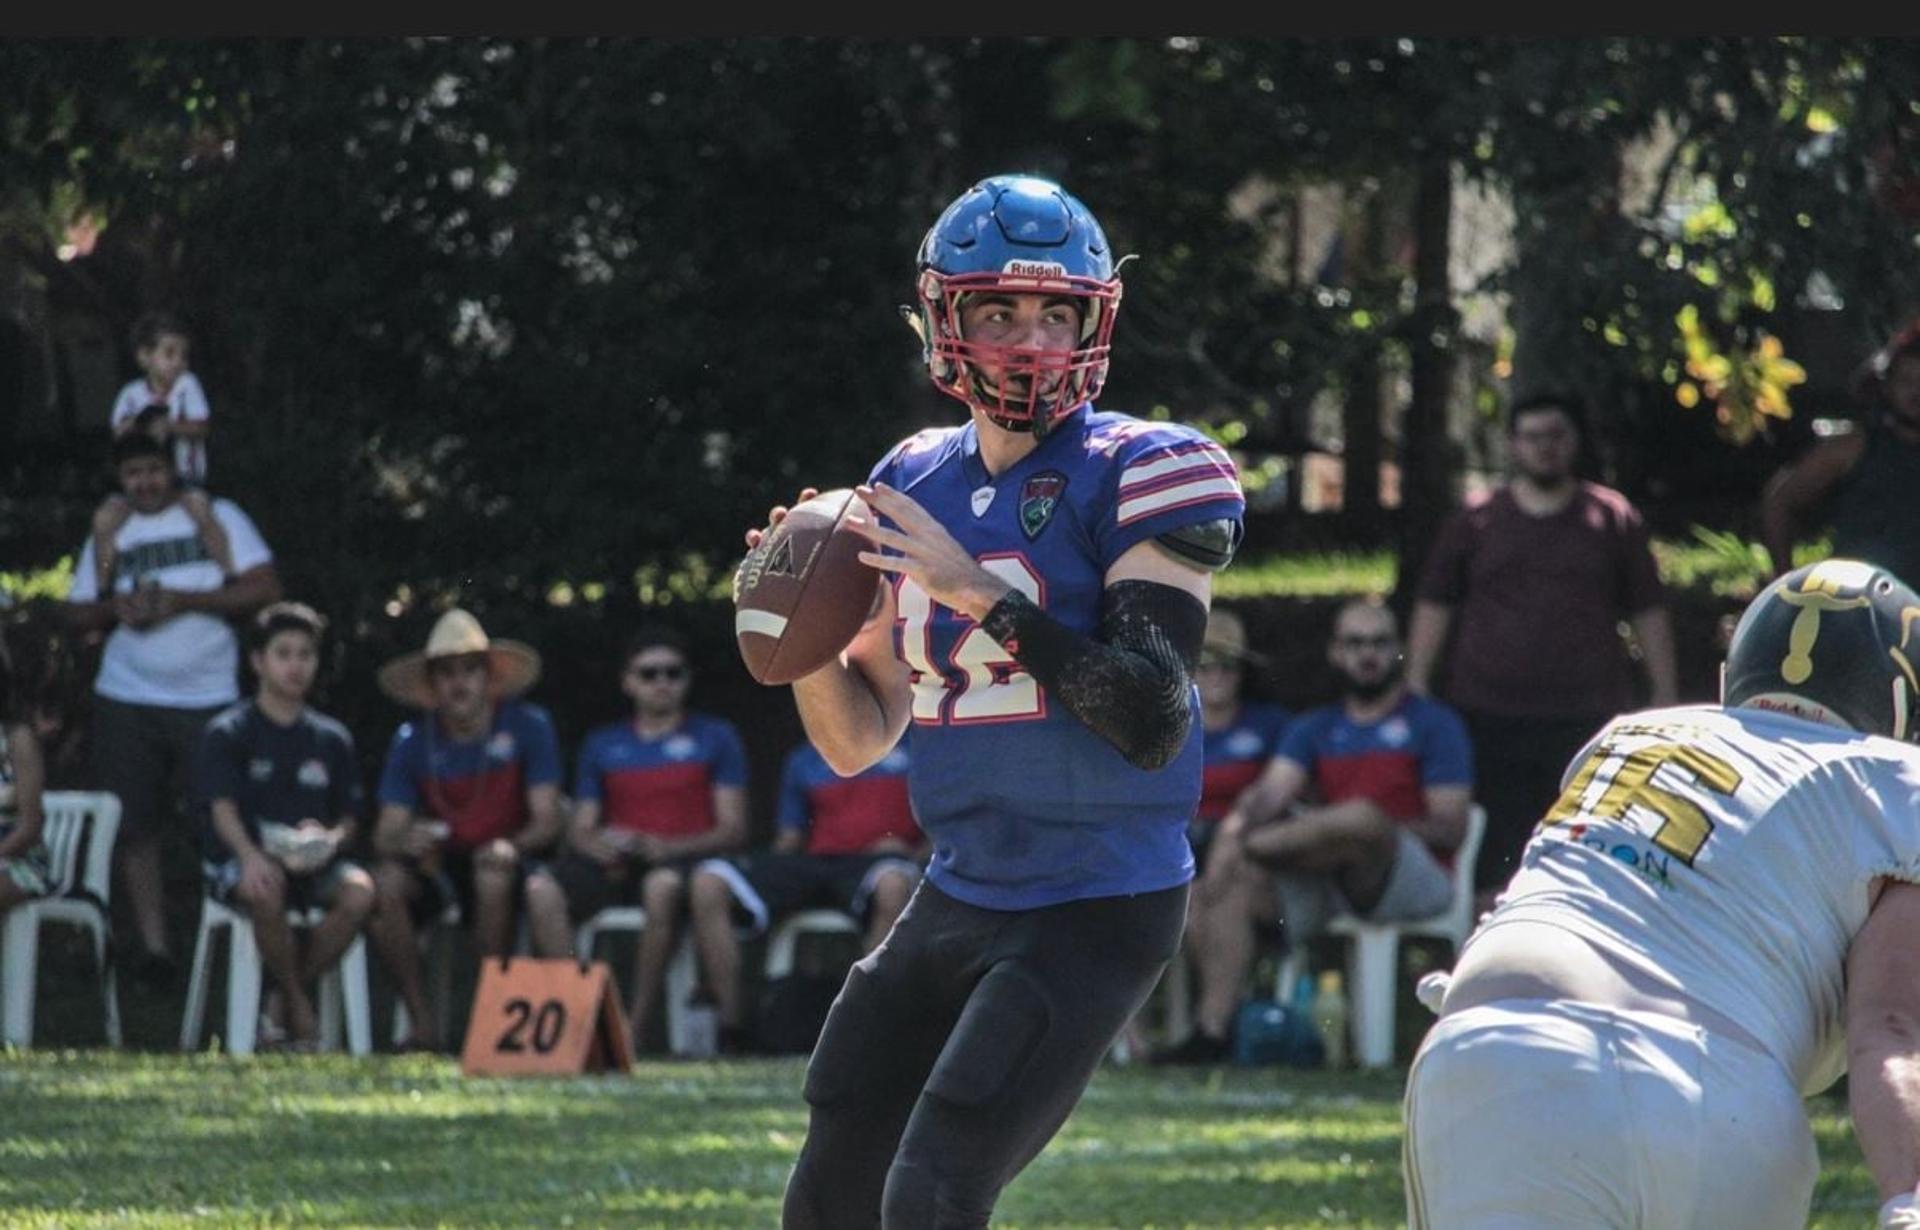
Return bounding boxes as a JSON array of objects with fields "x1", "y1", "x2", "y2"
[{"x1": 1724, "y1": 558, "x2": 1920, "y2": 741}]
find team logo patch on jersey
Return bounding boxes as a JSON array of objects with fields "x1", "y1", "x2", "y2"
[
  {"x1": 1019, "y1": 472, "x2": 1068, "y2": 540},
  {"x1": 970, "y1": 487, "x2": 995, "y2": 518},
  {"x1": 1227, "y1": 730, "x2": 1263, "y2": 757},
  {"x1": 297, "y1": 758, "x2": 330, "y2": 789},
  {"x1": 249, "y1": 758, "x2": 274, "y2": 783},
  {"x1": 1380, "y1": 717, "x2": 1411, "y2": 747},
  {"x1": 487, "y1": 731, "x2": 517, "y2": 762},
  {"x1": 665, "y1": 735, "x2": 698, "y2": 760}
]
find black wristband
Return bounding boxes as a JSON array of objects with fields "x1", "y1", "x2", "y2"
[{"x1": 980, "y1": 589, "x2": 1073, "y2": 678}]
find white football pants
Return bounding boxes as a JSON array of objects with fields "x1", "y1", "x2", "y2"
[{"x1": 1403, "y1": 998, "x2": 1818, "y2": 1229}]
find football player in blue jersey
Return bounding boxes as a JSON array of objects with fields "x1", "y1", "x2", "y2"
[{"x1": 751, "y1": 174, "x2": 1247, "y2": 1228}]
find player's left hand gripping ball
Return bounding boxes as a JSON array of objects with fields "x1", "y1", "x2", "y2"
[{"x1": 734, "y1": 488, "x2": 880, "y2": 684}]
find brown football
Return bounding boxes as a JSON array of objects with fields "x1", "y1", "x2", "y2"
[{"x1": 733, "y1": 488, "x2": 880, "y2": 685}]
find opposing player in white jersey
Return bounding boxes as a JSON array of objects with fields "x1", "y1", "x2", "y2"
[{"x1": 1405, "y1": 558, "x2": 1920, "y2": 1230}]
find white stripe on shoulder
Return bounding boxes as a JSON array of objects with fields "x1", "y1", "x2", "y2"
[
  {"x1": 1119, "y1": 443, "x2": 1234, "y2": 488},
  {"x1": 1117, "y1": 474, "x2": 1244, "y2": 525}
]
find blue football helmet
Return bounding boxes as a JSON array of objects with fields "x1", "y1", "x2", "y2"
[
  {"x1": 912, "y1": 175, "x2": 1123, "y2": 437},
  {"x1": 1723, "y1": 558, "x2": 1920, "y2": 741}
]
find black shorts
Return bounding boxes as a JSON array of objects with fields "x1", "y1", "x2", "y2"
[
  {"x1": 400, "y1": 846, "x2": 545, "y2": 928},
  {"x1": 548, "y1": 847, "x2": 708, "y2": 925},
  {"x1": 204, "y1": 855, "x2": 365, "y2": 915},
  {"x1": 93, "y1": 696, "x2": 224, "y2": 840},
  {"x1": 707, "y1": 851, "x2": 922, "y2": 935}
]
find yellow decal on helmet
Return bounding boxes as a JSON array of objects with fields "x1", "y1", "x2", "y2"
[
  {"x1": 1891, "y1": 607, "x2": 1920, "y2": 739},
  {"x1": 1777, "y1": 570, "x2": 1873, "y2": 685},
  {"x1": 1799, "y1": 559, "x2": 1878, "y2": 595}
]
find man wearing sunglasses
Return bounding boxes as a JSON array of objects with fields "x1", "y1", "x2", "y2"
[
  {"x1": 1158, "y1": 596, "x2": 1472, "y2": 1064},
  {"x1": 550, "y1": 625, "x2": 748, "y2": 1052}
]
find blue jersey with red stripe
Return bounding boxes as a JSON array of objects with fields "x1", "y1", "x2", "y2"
[
  {"x1": 574, "y1": 712, "x2": 747, "y2": 837},
  {"x1": 775, "y1": 739, "x2": 920, "y2": 856},
  {"x1": 377, "y1": 700, "x2": 562, "y2": 851},
  {"x1": 1198, "y1": 702, "x2": 1292, "y2": 823},
  {"x1": 1274, "y1": 693, "x2": 1472, "y2": 824},
  {"x1": 869, "y1": 403, "x2": 1245, "y2": 909}
]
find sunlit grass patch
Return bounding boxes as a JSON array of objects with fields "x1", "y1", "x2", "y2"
[{"x1": 0, "y1": 1050, "x2": 1876, "y2": 1228}]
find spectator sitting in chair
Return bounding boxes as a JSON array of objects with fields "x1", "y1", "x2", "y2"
[
  {"x1": 1192, "y1": 607, "x2": 1293, "y2": 872},
  {"x1": 195, "y1": 602, "x2": 375, "y2": 1051},
  {"x1": 1120, "y1": 607, "x2": 1290, "y2": 1058},
  {"x1": 547, "y1": 625, "x2": 748, "y2": 1053},
  {"x1": 370, "y1": 608, "x2": 573, "y2": 1052},
  {"x1": 0, "y1": 620, "x2": 55, "y2": 927},
  {"x1": 690, "y1": 732, "x2": 925, "y2": 1051},
  {"x1": 1154, "y1": 596, "x2": 1472, "y2": 1064}
]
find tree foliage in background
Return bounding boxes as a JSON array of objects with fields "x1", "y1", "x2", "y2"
[{"x1": 3, "y1": 36, "x2": 1917, "y2": 640}]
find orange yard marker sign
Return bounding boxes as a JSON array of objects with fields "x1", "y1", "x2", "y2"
[{"x1": 461, "y1": 958, "x2": 633, "y2": 1076}]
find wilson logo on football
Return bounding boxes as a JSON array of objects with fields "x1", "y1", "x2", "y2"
[{"x1": 764, "y1": 537, "x2": 798, "y2": 579}]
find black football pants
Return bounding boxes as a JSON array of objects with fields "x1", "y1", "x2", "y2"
[{"x1": 781, "y1": 876, "x2": 1188, "y2": 1229}]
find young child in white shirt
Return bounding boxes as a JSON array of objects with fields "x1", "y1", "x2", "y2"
[{"x1": 96, "y1": 313, "x2": 231, "y2": 592}]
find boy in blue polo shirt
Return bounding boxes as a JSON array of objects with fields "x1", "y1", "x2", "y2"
[{"x1": 196, "y1": 602, "x2": 374, "y2": 1050}]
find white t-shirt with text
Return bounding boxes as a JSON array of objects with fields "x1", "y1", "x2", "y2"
[{"x1": 67, "y1": 498, "x2": 272, "y2": 708}]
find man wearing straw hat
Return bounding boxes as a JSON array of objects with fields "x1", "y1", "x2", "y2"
[
  {"x1": 1190, "y1": 608, "x2": 1293, "y2": 870},
  {"x1": 368, "y1": 608, "x2": 573, "y2": 1050}
]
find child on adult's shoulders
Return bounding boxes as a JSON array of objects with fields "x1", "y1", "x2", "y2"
[{"x1": 91, "y1": 403, "x2": 235, "y2": 596}]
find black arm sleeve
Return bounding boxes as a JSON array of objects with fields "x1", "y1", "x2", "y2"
[{"x1": 978, "y1": 579, "x2": 1209, "y2": 771}]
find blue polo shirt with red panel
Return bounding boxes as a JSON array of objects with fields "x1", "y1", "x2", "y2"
[
  {"x1": 775, "y1": 740, "x2": 920, "y2": 856},
  {"x1": 574, "y1": 712, "x2": 747, "y2": 837},
  {"x1": 1197, "y1": 702, "x2": 1292, "y2": 823},
  {"x1": 377, "y1": 699, "x2": 563, "y2": 851},
  {"x1": 1274, "y1": 692, "x2": 1471, "y2": 857}
]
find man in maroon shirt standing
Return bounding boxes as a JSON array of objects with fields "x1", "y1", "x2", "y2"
[{"x1": 1406, "y1": 392, "x2": 1677, "y2": 906}]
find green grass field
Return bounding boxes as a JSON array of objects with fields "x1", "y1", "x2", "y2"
[{"x1": 0, "y1": 1050, "x2": 1885, "y2": 1228}]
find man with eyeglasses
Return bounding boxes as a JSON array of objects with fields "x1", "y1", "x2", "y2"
[
  {"x1": 1156, "y1": 597, "x2": 1472, "y2": 1064},
  {"x1": 549, "y1": 625, "x2": 748, "y2": 1052},
  {"x1": 1407, "y1": 392, "x2": 1676, "y2": 909}
]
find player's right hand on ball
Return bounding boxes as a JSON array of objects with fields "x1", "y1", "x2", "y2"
[{"x1": 744, "y1": 487, "x2": 820, "y2": 550}]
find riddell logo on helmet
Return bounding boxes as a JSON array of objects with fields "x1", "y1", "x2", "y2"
[{"x1": 1004, "y1": 260, "x2": 1069, "y2": 280}]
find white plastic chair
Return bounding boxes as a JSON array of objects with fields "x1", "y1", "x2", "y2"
[
  {"x1": 1277, "y1": 804, "x2": 1487, "y2": 1069},
  {"x1": 1, "y1": 790, "x2": 123, "y2": 1047},
  {"x1": 575, "y1": 906, "x2": 704, "y2": 1053},
  {"x1": 763, "y1": 908, "x2": 860, "y2": 979},
  {"x1": 577, "y1": 906, "x2": 771, "y2": 1055},
  {"x1": 180, "y1": 897, "x2": 372, "y2": 1055}
]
